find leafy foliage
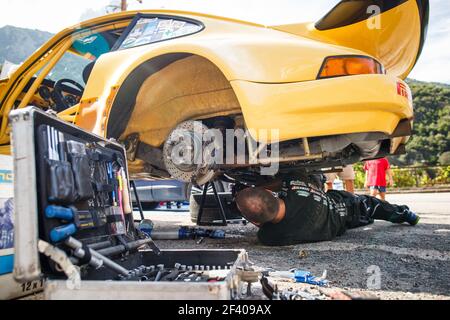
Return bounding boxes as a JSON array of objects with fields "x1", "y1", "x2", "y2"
[
  {"x1": 439, "y1": 151, "x2": 450, "y2": 165},
  {"x1": 353, "y1": 163, "x2": 450, "y2": 189},
  {"x1": 396, "y1": 79, "x2": 450, "y2": 165}
]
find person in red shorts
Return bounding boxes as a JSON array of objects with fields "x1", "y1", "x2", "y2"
[{"x1": 364, "y1": 158, "x2": 394, "y2": 201}]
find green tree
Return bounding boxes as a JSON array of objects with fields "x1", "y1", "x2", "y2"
[
  {"x1": 397, "y1": 80, "x2": 450, "y2": 165},
  {"x1": 439, "y1": 152, "x2": 450, "y2": 165}
]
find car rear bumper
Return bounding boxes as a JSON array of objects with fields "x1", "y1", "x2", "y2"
[{"x1": 231, "y1": 74, "x2": 413, "y2": 144}]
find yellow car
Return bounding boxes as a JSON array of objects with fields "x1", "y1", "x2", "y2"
[{"x1": 0, "y1": 0, "x2": 428, "y2": 184}]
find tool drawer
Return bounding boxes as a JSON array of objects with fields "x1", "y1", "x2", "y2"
[{"x1": 10, "y1": 107, "x2": 248, "y2": 300}]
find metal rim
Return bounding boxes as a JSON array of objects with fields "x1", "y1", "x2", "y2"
[{"x1": 163, "y1": 120, "x2": 221, "y2": 185}]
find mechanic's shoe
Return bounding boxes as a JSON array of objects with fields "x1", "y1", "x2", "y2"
[{"x1": 405, "y1": 210, "x2": 420, "y2": 226}]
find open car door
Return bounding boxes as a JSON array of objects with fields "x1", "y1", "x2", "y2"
[{"x1": 0, "y1": 13, "x2": 135, "y2": 153}]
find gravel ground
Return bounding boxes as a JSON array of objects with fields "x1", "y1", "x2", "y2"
[
  {"x1": 20, "y1": 193, "x2": 450, "y2": 300},
  {"x1": 143, "y1": 193, "x2": 450, "y2": 300}
]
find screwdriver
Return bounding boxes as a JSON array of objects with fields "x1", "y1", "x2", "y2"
[{"x1": 46, "y1": 206, "x2": 96, "y2": 243}]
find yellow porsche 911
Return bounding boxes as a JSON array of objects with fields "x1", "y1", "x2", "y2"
[{"x1": 0, "y1": 0, "x2": 429, "y2": 184}]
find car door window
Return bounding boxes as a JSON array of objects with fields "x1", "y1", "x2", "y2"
[
  {"x1": 46, "y1": 32, "x2": 117, "y2": 85},
  {"x1": 45, "y1": 51, "x2": 92, "y2": 85}
]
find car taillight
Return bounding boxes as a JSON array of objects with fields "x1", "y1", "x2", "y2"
[
  {"x1": 318, "y1": 56, "x2": 384, "y2": 79},
  {"x1": 397, "y1": 82, "x2": 411, "y2": 100}
]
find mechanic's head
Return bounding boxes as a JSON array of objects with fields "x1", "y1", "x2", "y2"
[{"x1": 235, "y1": 187, "x2": 280, "y2": 225}]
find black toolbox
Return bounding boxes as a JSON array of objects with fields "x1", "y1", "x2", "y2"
[{"x1": 10, "y1": 107, "x2": 249, "y2": 300}]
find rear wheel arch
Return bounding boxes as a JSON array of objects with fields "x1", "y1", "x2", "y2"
[{"x1": 106, "y1": 53, "x2": 243, "y2": 144}]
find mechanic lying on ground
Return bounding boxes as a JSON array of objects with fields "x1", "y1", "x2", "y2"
[{"x1": 234, "y1": 172, "x2": 420, "y2": 246}]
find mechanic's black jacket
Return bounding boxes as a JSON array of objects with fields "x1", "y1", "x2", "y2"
[{"x1": 257, "y1": 173, "x2": 352, "y2": 246}]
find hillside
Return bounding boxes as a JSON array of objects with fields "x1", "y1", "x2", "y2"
[
  {"x1": 0, "y1": 25, "x2": 86, "y2": 83},
  {"x1": 401, "y1": 79, "x2": 450, "y2": 165},
  {"x1": 0, "y1": 25, "x2": 53, "y2": 65},
  {"x1": 0, "y1": 26, "x2": 449, "y2": 165}
]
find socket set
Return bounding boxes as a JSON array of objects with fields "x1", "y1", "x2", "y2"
[{"x1": 117, "y1": 263, "x2": 233, "y2": 282}]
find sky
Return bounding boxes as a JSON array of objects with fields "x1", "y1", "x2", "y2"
[{"x1": 0, "y1": 0, "x2": 449, "y2": 83}]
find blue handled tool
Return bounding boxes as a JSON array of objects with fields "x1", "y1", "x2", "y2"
[
  {"x1": 107, "y1": 163, "x2": 117, "y2": 205},
  {"x1": 46, "y1": 205, "x2": 96, "y2": 243},
  {"x1": 179, "y1": 227, "x2": 226, "y2": 240},
  {"x1": 46, "y1": 206, "x2": 95, "y2": 228},
  {"x1": 266, "y1": 269, "x2": 329, "y2": 287},
  {"x1": 137, "y1": 224, "x2": 226, "y2": 240},
  {"x1": 50, "y1": 224, "x2": 77, "y2": 243},
  {"x1": 45, "y1": 205, "x2": 75, "y2": 220},
  {"x1": 294, "y1": 270, "x2": 329, "y2": 287}
]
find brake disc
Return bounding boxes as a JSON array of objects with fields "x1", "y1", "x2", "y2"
[{"x1": 163, "y1": 121, "x2": 222, "y2": 185}]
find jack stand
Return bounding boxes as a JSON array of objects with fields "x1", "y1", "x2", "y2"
[{"x1": 197, "y1": 180, "x2": 228, "y2": 226}]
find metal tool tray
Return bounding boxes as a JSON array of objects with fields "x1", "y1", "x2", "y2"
[{"x1": 10, "y1": 107, "x2": 248, "y2": 300}]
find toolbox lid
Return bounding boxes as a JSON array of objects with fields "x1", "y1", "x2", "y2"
[{"x1": 10, "y1": 107, "x2": 136, "y2": 282}]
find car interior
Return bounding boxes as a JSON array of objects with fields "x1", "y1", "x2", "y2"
[{"x1": 23, "y1": 28, "x2": 126, "y2": 113}]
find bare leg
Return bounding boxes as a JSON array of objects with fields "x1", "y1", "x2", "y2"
[
  {"x1": 379, "y1": 192, "x2": 386, "y2": 201},
  {"x1": 370, "y1": 188, "x2": 378, "y2": 198}
]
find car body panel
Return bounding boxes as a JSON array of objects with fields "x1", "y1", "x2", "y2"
[
  {"x1": 76, "y1": 2, "x2": 423, "y2": 145},
  {"x1": 0, "y1": 2, "x2": 428, "y2": 175},
  {"x1": 0, "y1": 81, "x2": 7, "y2": 99},
  {"x1": 231, "y1": 74, "x2": 413, "y2": 143},
  {"x1": 74, "y1": 12, "x2": 367, "y2": 140},
  {"x1": 118, "y1": 55, "x2": 242, "y2": 147}
]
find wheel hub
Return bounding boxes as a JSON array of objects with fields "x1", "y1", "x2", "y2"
[{"x1": 163, "y1": 121, "x2": 221, "y2": 185}]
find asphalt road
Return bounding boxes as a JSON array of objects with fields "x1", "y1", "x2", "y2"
[{"x1": 144, "y1": 193, "x2": 450, "y2": 300}]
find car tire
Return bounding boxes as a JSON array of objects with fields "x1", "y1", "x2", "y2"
[{"x1": 190, "y1": 192, "x2": 243, "y2": 225}]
